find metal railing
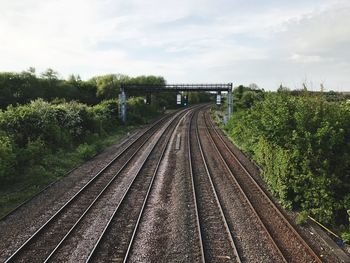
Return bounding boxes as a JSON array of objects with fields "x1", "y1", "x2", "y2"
[{"x1": 121, "y1": 83, "x2": 232, "y2": 91}]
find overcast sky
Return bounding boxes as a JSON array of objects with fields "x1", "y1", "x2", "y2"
[{"x1": 0, "y1": 0, "x2": 349, "y2": 90}]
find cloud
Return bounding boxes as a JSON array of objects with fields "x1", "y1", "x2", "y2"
[
  {"x1": 0, "y1": 0, "x2": 349, "y2": 90},
  {"x1": 268, "y1": 1, "x2": 350, "y2": 90}
]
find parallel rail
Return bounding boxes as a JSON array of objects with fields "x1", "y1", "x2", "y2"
[
  {"x1": 200, "y1": 109, "x2": 286, "y2": 262},
  {"x1": 4, "y1": 111, "x2": 179, "y2": 262},
  {"x1": 87, "y1": 108, "x2": 191, "y2": 263},
  {"x1": 204, "y1": 109, "x2": 323, "y2": 263},
  {"x1": 45, "y1": 108, "x2": 181, "y2": 261},
  {"x1": 187, "y1": 110, "x2": 206, "y2": 263},
  {"x1": 190, "y1": 110, "x2": 241, "y2": 263}
]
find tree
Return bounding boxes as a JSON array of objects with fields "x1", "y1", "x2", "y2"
[
  {"x1": 41, "y1": 68, "x2": 59, "y2": 80},
  {"x1": 27, "y1": 67, "x2": 36, "y2": 75},
  {"x1": 93, "y1": 74, "x2": 130, "y2": 100}
]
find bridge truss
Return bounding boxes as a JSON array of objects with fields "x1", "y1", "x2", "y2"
[{"x1": 119, "y1": 83, "x2": 233, "y2": 122}]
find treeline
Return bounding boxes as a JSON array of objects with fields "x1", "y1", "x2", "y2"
[
  {"x1": 225, "y1": 86, "x2": 350, "y2": 239},
  {"x1": 0, "y1": 68, "x2": 170, "y2": 188},
  {"x1": 0, "y1": 68, "x2": 166, "y2": 109}
]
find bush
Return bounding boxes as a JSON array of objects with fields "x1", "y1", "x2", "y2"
[
  {"x1": 92, "y1": 99, "x2": 120, "y2": 132},
  {"x1": 2, "y1": 99, "x2": 121, "y2": 180},
  {"x1": 76, "y1": 143, "x2": 97, "y2": 160},
  {"x1": 0, "y1": 134, "x2": 16, "y2": 182},
  {"x1": 225, "y1": 91, "x2": 350, "y2": 226},
  {"x1": 0, "y1": 97, "x2": 163, "y2": 190},
  {"x1": 341, "y1": 231, "x2": 350, "y2": 244},
  {"x1": 296, "y1": 211, "x2": 309, "y2": 225},
  {"x1": 17, "y1": 139, "x2": 47, "y2": 167},
  {"x1": 127, "y1": 97, "x2": 160, "y2": 125},
  {"x1": 0, "y1": 99, "x2": 121, "y2": 149}
]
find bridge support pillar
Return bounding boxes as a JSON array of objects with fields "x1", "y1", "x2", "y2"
[
  {"x1": 227, "y1": 83, "x2": 233, "y2": 119},
  {"x1": 119, "y1": 88, "x2": 126, "y2": 123}
]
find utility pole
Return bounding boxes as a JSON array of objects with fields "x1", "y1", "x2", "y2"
[
  {"x1": 119, "y1": 85, "x2": 126, "y2": 123},
  {"x1": 227, "y1": 83, "x2": 233, "y2": 118}
]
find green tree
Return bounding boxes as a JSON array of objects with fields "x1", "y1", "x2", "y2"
[{"x1": 93, "y1": 74, "x2": 130, "y2": 99}]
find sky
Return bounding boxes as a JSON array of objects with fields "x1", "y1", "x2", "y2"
[{"x1": 0, "y1": 0, "x2": 349, "y2": 91}]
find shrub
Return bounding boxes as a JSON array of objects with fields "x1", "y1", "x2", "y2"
[
  {"x1": 76, "y1": 143, "x2": 97, "y2": 160},
  {"x1": 92, "y1": 99, "x2": 120, "y2": 132},
  {"x1": 296, "y1": 211, "x2": 309, "y2": 225},
  {"x1": 127, "y1": 97, "x2": 160, "y2": 125},
  {"x1": 0, "y1": 134, "x2": 16, "y2": 182},
  {"x1": 341, "y1": 231, "x2": 350, "y2": 244},
  {"x1": 225, "y1": 91, "x2": 350, "y2": 226},
  {"x1": 17, "y1": 139, "x2": 47, "y2": 167},
  {"x1": 0, "y1": 97, "x2": 162, "y2": 190}
]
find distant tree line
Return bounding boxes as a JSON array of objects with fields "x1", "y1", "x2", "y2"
[{"x1": 0, "y1": 68, "x2": 168, "y2": 109}]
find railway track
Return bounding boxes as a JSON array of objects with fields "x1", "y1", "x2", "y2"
[
  {"x1": 188, "y1": 110, "x2": 241, "y2": 263},
  {"x1": 197, "y1": 109, "x2": 285, "y2": 262},
  {"x1": 2, "y1": 104, "x2": 330, "y2": 262},
  {"x1": 124, "y1": 106, "x2": 209, "y2": 263},
  {"x1": 4, "y1": 108, "x2": 187, "y2": 263},
  {"x1": 86, "y1": 107, "x2": 194, "y2": 263},
  {"x1": 203, "y1": 109, "x2": 323, "y2": 263}
]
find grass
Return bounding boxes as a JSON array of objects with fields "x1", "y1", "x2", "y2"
[{"x1": 0, "y1": 126, "x2": 136, "y2": 219}]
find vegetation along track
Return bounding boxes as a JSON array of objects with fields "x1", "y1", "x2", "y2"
[
  {"x1": 4, "y1": 108, "x2": 187, "y2": 263},
  {"x1": 203, "y1": 109, "x2": 323, "y2": 263},
  {"x1": 189, "y1": 110, "x2": 241, "y2": 263}
]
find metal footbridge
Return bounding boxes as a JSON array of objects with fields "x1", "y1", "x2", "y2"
[{"x1": 119, "y1": 83, "x2": 233, "y2": 122}]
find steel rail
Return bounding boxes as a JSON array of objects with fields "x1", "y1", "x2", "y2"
[
  {"x1": 187, "y1": 109, "x2": 206, "y2": 263},
  {"x1": 120, "y1": 108, "x2": 195, "y2": 263},
  {"x1": 194, "y1": 110, "x2": 242, "y2": 263},
  {"x1": 204, "y1": 110, "x2": 323, "y2": 263},
  {"x1": 4, "y1": 111, "x2": 177, "y2": 263},
  {"x1": 87, "y1": 106, "x2": 203, "y2": 262},
  {"x1": 45, "y1": 107, "x2": 187, "y2": 262},
  {"x1": 85, "y1": 108, "x2": 188, "y2": 262},
  {"x1": 200, "y1": 110, "x2": 287, "y2": 262}
]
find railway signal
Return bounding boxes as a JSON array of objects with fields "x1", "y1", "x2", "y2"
[
  {"x1": 176, "y1": 93, "x2": 181, "y2": 105},
  {"x1": 216, "y1": 91, "x2": 221, "y2": 105},
  {"x1": 183, "y1": 94, "x2": 188, "y2": 106}
]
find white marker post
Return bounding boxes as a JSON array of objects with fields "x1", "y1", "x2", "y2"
[
  {"x1": 176, "y1": 93, "x2": 181, "y2": 105},
  {"x1": 216, "y1": 92, "x2": 221, "y2": 105}
]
